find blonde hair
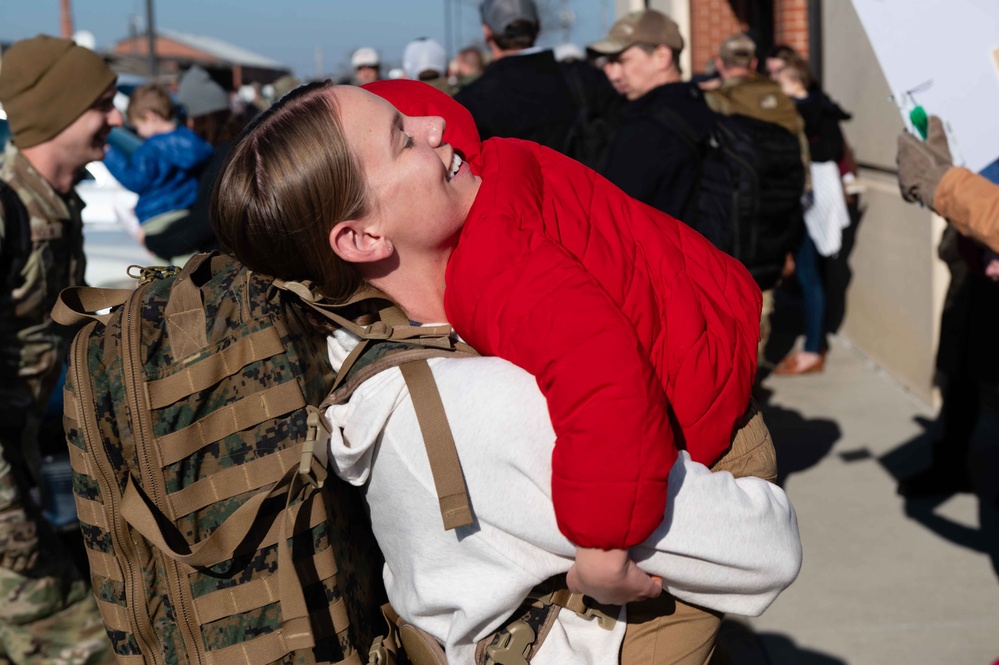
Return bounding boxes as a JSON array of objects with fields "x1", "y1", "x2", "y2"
[
  {"x1": 212, "y1": 80, "x2": 369, "y2": 302},
  {"x1": 126, "y1": 84, "x2": 173, "y2": 124}
]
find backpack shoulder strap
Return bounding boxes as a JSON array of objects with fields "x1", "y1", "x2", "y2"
[
  {"x1": 0, "y1": 177, "x2": 31, "y2": 288},
  {"x1": 322, "y1": 342, "x2": 477, "y2": 532},
  {"x1": 559, "y1": 62, "x2": 588, "y2": 113},
  {"x1": 646, "y1": 104, "x2": 701, "y2": 156},
  {"x1": 398, "y1": 359, "x2": 474, "y2": 530},
  {"x1": 277, "y1": 278, "x2": 479, "y2": 530}
]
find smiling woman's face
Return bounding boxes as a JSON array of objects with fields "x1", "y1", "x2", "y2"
[{"x1": 332, "y1": 85, "x2": 480, "y2": 256}]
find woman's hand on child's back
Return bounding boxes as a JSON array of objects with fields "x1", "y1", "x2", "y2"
[{"x1": 567, "y1": 547, "x2": 663, "y2": 606}]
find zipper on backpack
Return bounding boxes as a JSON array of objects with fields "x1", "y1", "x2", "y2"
[
  {"x1": 121, "y1": 286, "x2": 207, "y2": 665},
  {"x1": 71, "y1": 316, "x2": 162, "y2": 662}
]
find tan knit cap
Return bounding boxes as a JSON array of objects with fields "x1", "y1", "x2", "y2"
[{"x1": 0, "y1": 34, "x2": 116, "y2": 148}]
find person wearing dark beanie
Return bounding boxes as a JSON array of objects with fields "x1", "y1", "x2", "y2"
[{"x1": 0, "y1": 34, "x2": 117, "y2": 664}]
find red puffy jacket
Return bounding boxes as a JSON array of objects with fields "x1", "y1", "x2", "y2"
[
  {"x1": 368, "y1": 81, "x2": 762, "y2": 549},
  {"x1": 445, "y1": 138, "x2": 762, "y2": 549}
]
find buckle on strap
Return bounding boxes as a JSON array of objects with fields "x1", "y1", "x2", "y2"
[
  {"x1": 577, "y1": 603, "x2": 618, "y2": 630},
  {"x1": 527, "y1": 577, "x2": 618, "y2": 630},
  {"x1": 368, "y1": 636, "x2": 396, "y2": 665},
  {"x1": 299, "y1": 406, "x2": 330, "y2": 489},
  {"x1": 484, "y1": 620, "x2": 535, "y2": 665}
]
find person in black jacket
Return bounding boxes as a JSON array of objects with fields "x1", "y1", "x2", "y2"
[
  {"x1": 454, "y1": 0, "x2": 619, "y2": 169},
  {"x1": 590, "y1": 9, "x2": 716, "y2": 226}
]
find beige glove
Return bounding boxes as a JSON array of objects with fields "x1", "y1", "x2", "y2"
[{"x1": 897, "y1": 115, "x2": 953, "y2": 210}]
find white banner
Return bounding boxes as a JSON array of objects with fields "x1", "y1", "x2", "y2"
[{"x1": 851, "y1": 0, "x2": 999, "y2": 173}]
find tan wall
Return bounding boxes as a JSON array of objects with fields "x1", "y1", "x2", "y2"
[
  {"x1": 822, "y1": 1, "x2": 947, "y2": 406},
  {"x1": 646, "y1": 0, "x2": 692, "y2": 76}
]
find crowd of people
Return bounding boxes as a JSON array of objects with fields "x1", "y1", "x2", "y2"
[{"x1": 0, "y1": 0, "x2": 991, "y2": 663}]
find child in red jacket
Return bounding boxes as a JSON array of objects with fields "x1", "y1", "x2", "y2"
[{"x1": 367, "y1": 81, "x2": 767, "y2": 606}]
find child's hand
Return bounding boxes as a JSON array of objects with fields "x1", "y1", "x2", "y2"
[{"x1": 566, "y1": 547, "x2": 663, "y2": 605}]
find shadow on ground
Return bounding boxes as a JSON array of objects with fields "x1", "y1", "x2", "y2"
[
  {"x1": 753, "y1": 387, "x2": 841, "y2": 487},
  {"x1": 754, "y1": 297, "x2": 842, "y2": 486},
  {"x1": 879, "y1": 413, "x2": 999, "y2": 576},
  {"x1": 711, "y1": 619, "x2": 847, "y2": 665}
]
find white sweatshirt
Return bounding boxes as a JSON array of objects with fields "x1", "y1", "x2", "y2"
[{"x1": 325, "y1": 334, "x2": 801, "y2": 664}]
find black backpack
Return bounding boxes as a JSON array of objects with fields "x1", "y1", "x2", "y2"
[
  {"x1": 651, "y1": 107, "x2": 805, "y2": 290},
  {"x1": 559, "y1": 63, "x2": 615, "y2": 171}
]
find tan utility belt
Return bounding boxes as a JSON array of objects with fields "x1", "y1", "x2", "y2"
[{"x1": 369, "y1": 575, "x2": 618, "y2": 665}]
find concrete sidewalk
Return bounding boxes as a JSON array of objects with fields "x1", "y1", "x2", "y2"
[{"x1": 729, "y1": 335, "x2": 999, "y2": 665}]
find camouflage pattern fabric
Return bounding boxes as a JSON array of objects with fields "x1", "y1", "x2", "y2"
[
  {"x1": 0, "y1": 144, "x2": 109, "y2": 665},
  {"x1": 63, "y1": 255, "x2": 387, "y2": 664},
  {"x1": 0, "y1": 443, "x2": 110, "y2": 665},
  {"x1": 0, "y1": 143, "x2": 86, "y2": 420}
]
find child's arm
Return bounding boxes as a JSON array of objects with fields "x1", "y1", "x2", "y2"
[
  {"x1": 103, "y1": 143, "x2": 160, "y2": 194},
  {"x1": 567, "y1": 547, "x2": 663, "y2": 605}
]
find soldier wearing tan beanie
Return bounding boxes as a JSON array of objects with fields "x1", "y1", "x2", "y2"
[
  {"x1": 0, "y1": 34, "x2": 118, "y2": 664},
  {"x1": 0, "y1": 34, "x2": 117, "y2": 149}
]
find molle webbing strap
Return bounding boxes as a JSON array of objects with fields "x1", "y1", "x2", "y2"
[
  {"x1": 399, "y1": 360, "x2": 473, "y2": 530},
  {"x1": 200, "y1": 608, "x2": 362, "y2": 665},
  {"x1": 146, "y1": 326, "x2": 286, "y2": 408},
  {"x1": 63, "y1": 386, "x2": 80, "y2": 422},
  {"x1": 166, "y1": 445, "x2": 302, "y2": 519},
  {"x1": 121, "y1": 465, "x2": 335, "y2": 658},
  {"x1": 156, "y1": 380, "x2": 305, "y2": 466},
  {"x1": 120, "y1": 463, "x2": 301, "y2": 569},
  {"x1": 164, "y1": 253, "x2": 212, "y2": 359},
  {"x1": 65, "y1": 440, "x2": 89, "y2": 476},
  {"x1": 51, "y1": 285, "x2": 135, "y2": 326},
  {"x1": 74, "y1": 495, "x2": 108, "y2": 531},
  {"x1": 87, "y1": 553, "x2": 124, "y2": 583},
  {"x1": 192, "y1": 546, "x2": 338, "y2": 623},
  {"x1": 95, "y1": 597, "x2": 131, "y2": 633},
  {"x1": 166, "y1": 461, "x2": 328, "y2": 566}
]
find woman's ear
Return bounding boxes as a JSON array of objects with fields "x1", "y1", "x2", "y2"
[{"x1": 329, "y1": 219, "x2": 392, "y2": 264}]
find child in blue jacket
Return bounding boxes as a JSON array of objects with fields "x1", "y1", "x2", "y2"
[{"x1": 105, "y1": 84, "x2": 214, "y2": 226}]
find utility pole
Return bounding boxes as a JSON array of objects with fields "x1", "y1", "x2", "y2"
[
  {"x1": 60, "y1": 0, "x2": 74, "y2": 38},
  {"x1": 444, "y1": 0, "x2": 454, "y2": 59},
  {"x1": 145, "y1": 0, "x2": 158, "y2": 77},
  {"x1": 315, "y1": 45, "x2": 325, "y2": 79}
]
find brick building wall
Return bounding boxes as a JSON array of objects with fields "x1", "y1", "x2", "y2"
[
  {"x1": 773, "y1": 0, "x2": 810, "y2": 58},
  {"x1": 687, "y1": 0, "x2": 812, "y2": 73},
  {"x1": 690, "y1": 0, "x2": 747, "y2": 73}
]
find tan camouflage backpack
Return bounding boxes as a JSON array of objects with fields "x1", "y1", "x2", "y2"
[{"x1": 52, "y1": 252, "x2": 474, "y2": 664}]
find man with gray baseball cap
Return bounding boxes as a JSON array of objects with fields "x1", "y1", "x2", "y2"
[
  {"x1": 454, "y1": 0, "x2": 619, "y2": 168},
  {"x1": 589, "y1": 9, "x2": 717, "y2": 226}
]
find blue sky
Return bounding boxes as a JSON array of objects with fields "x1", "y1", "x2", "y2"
[{"x1": 1, "y1": 1, "x2": 614, "y2": 79}]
